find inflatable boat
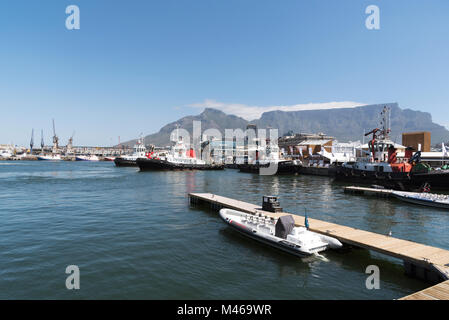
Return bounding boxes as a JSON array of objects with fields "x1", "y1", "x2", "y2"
[{"x1": 219, "y1": 208, "x2": 342, "y2": 257}]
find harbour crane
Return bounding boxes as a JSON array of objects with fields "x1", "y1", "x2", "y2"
[
  {"x1": 52, "y1": 119, "x2": 59, "y2": 153},
  {"x1": 30, "y1": 129, "x2": 34, "y2": 154},
  {"x1": 40, "y1": 129, "x2": 44, "y2": 151},
  {"x1": 67, "y1": 131, "x2": 75, "y2": 154}
]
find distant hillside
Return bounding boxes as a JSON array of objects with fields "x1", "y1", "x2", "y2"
[
  {"x1": 122, "y1": 103, "x2": 449, "y2": 147},
  {"x1": 123, "y1": 108, "x2": 248, "y2": 147},
  {"x1": 254, "y1": 103, "x2": 449, "y2": 143}
]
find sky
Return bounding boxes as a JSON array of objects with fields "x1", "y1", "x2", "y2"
[{"x1": 0, "y1": 0, "x2": 448, "y2": 146}]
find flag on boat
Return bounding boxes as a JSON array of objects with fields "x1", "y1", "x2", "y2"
[{"x1": 304, "y1": 211, "x2": 309, "y2": 230}]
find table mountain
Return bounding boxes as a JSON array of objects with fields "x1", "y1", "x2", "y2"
[{"x1": 122, "y1": 103, "x2": 449, "y2": 147}]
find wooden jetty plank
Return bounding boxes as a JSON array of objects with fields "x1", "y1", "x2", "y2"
[
  {"x1": 344, "y1": 186, "x2": 394, "y2": 196},
  {"x1": 400, "y1": 281, "x2": 449, "y2": 300},
  {"x1": 402, "y1": 293, "x2": 438, "y2": 300}
]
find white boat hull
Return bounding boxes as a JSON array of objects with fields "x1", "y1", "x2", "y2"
[
  {"x1": 37, "y1": 155, "x2": 62, "y2": 161},
  {"x1": 219, "y1": 209, "x2": 342, "y2": 257},
  {"x1": 392, "y1": 191, "x2": 449, "y2": 209},
  {"x1": 75, "y1": 156, "x2": 100, "y2": 161}
]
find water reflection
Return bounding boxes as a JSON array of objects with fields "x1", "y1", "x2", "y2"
[
  {"x1": 1, "y1": 162, "x2": 446, "y2": 299},
  {"x1": 218, "y1": 228, "x2": 313, "y2": 278}
]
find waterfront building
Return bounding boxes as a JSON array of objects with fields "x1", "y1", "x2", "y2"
[{"x1": 278, "y1": 133, "x2": 334, "y2": 159}]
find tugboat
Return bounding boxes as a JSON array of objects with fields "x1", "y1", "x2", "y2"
[
  {"x1": 238, "y1": 136, "x2": 301, "y2": 174},
  {"x1": 332, "y1": 106, "x2": 449, "y2": 190},
  {"x1": 136, "y1": 135, "x2": 224, "y2": 171},
  {"x1": 239, "y1": 160, "x2": 301, "y2": 174},
  {"x1": 114, "y1": 137, "x2": 147, "y2": 167}
]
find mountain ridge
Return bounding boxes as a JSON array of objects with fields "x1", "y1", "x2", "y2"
[{"x1": 122, "y1": 103, "x2": 449, "y2": 147}]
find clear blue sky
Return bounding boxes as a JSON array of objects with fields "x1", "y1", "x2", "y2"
[{"x1": 1, "y1": 0, "x2": 448, "y2": 146}]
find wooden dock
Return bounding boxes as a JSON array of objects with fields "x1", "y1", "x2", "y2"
[
  {"x1": 400, "y1": 280, "x2": 449, "y2": 300},
  {"x1": 344, "y1": 186, "x2": 394, "y2": 197},
  {"x1": 189, "y1": 193, "x2": 449, "y2": 300}
]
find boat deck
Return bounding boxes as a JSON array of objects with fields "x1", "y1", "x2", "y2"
[{"x1": 189, "y1": 192, "x2": 449, "y2": 300}]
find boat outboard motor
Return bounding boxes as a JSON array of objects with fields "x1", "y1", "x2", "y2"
[
  {"x1": 262, "y1": 196, "x2": 283, "y2": 213},
  {"x1": 275, "y1": 215, "x2": 295, "y2": 239}
]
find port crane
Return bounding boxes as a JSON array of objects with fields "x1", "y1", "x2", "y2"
[
  {"x1": 52, "y1": 119, "x2": 59, "y2": 154},
  {"x1": 40, "y1": 129, "x2": 45, "y2": 152},
  {"x1": 66, "y1": 131, "x2": 75, "y2": 154},
  {"x1": 30, "y1": 129, "x2": 34, "y2": 154}
]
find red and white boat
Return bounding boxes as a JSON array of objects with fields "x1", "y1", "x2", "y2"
[{"x1": 333, "y1": 106, "x2": 449, "y2": 190}]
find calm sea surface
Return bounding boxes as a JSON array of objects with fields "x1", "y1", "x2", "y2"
[{"x1": 0, "y1": 161, "x2": 448, "y2": 299}]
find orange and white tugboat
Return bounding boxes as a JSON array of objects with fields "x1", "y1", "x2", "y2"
[{"x1": 333, "y1": 106, "x2": 449, "y2": 190}]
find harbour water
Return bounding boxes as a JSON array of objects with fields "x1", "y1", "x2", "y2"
[{"x1": 1, "y1": 161, "x2": 448, "y2": 299}]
